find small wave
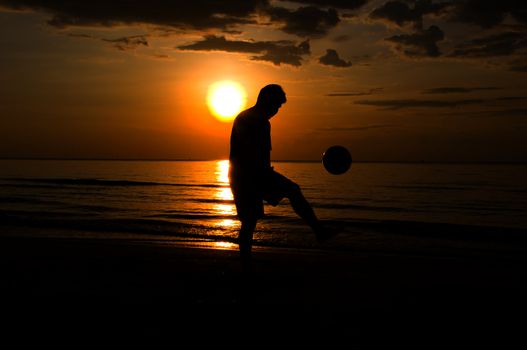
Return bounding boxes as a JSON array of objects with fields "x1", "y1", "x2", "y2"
[
  {"x1": 383, "y1": 185, "x2": 474, "y2": 191},
  {"x1": 146, "y1": 213, "x2": 238, "y2": 220},
  {"x1": 2, "y1": 178, "x2": 226, "y2": 188},
  {"x1": 0, "y1": 196, "x2": 63, "y2": 206},
  {"x1": 502, "y1": 188, "x2": 527, "y2": 194},
  {"x1": 0, "y1": 183, "x2": 67, "y2": 190},
  {"x1": 0, "y1": 209, "x2": 96, "y2": 219},
  {"x1": 66, "y1": 204, "x2": 126, "y2": 213},
  {"x1": 190, "y1": 198, "x2": 234, "y2": 204},
  {"x1": 416, "y1": 203, "x2": 525, "y2": 213},
  {"x1": 312, "y1": 202, "x2": 411, "y2": 212}
]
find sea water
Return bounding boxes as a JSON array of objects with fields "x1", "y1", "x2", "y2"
[{"x1": 1, "y1": 159, "x2": 526, "y2": 252}]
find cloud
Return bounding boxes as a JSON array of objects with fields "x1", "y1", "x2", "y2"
[
  {"x1": 327, "y1": 88, "x2": 383, "y2": 96},
  {"x1": 103, "y1": 35, "x2": 148, "y2": 51},
  {"x1": 315, "y1": 124, "x2": 397, "y2": 132},
  {"x1": 177, "y1": 35, "x2": 310, "y2": 66},
  {"x1": 355, "y1": 98, "x2": 483, "y2": 109},
  {"x1": 495, "y1": 96, "x2": 527, "y2": 101},
  {"x1": 488, "y1": 108, "x2": 527, "y2": 117},
  {"x1": 67, "y1": 33, "x2": 149, "y2": 51},
  {"x1": 510, "y1": 65, "x2": 527, "y2": 72},
  {"x1": 284, "y1": 0, "x2": 368, "y2": 10},
  {"x1": 449, "y1": 31, "x2": 527, "y2": 58},
  {"x1": 456, "y1": 108, "x2": 527, "y2": 118},
  {"x1": 448, "y1": 0, "x2": 527, "y2": 28},
  {"x1": 266, "y1": 5, "x2": 340, "y2": 38},
  {"x1": 319, "y1": 49, "x2": 351, "y2": 67},
  {"x1": 332, "y1": 34, "x2": 351, "y2": 42},
  {"x1": 370, "y1": 0, "x2": 452, "y2": 30},
  {"x1": 423, "y1": 87, "x2": 500, "y2": 94},
  {"x1": 369, "y1": 1, "x2": 527, "y2": 66},
  {"x1": 67, "y1": 33, "x2": 150, "y2": 51},
  {"x1": 0, "y1": 0, "x2": 368, "y2": 40},
  {"x1": 386, "y1": 25, "x2": 444, "y2": 57},
  {"x1": 0, "y1": 0, "x2": 265, "y2": 30},
  {"x1": 370, "y1": 1, "x2": 526, "y2": 30}
]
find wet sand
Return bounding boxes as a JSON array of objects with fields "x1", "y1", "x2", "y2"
[{"x1": 1, "y1": 230, "x2": 527, "y2": 346}]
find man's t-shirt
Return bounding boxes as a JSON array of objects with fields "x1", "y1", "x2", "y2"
[{"x1": 229, "y1": 107, "x2": 272, "y2": 181}]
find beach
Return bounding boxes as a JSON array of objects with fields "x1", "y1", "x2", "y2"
[
  {"x1": 3, "y1": 0, "x2": 527, "y2": 345},
  {"x1": 2, "y1": 225, "x2": 527, "y2": 346}
]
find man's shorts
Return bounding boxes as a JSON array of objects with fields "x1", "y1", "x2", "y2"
[{"x1": 230, "y1": 169, "x2": 299, "y2": 222}]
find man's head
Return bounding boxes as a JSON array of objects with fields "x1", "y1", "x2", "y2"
[{"x1": 255, "y1": 84, "x2": 286, "y2": 119}]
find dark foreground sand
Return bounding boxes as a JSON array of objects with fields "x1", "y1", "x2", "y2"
[{"x1": 2, "y1": 228, "x2": 527, "y2": 346}]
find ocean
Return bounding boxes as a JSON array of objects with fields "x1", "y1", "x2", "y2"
[{"x1": 1, "y1": 159, "x2": 526, "y2": 253}]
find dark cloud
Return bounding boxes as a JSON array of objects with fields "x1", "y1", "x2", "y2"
[
  {"x1": 266, "y1": 5, "x2": 339, "y2": 38},
  {"x1": 370, "y1": 0, "x2": 452, "y2": 30},
  {"x1": 510, "y1": 65, "x2": 527, "y2": 72},
  {"x1": 68, "y1": 33, "x2": 149, "y2": 51},
  {"x1": 103, "y1": 35, "x2": 148, "y2": 51},
  {"x1": 423, "y1": 87, "x2": 500, "y2": 94},
  {"x1": 66, "y1": 33, "x2": 93, "y2": 39},
  {"x1": 0, "y1": 1, "x2": 367, "y2": 39},
  {"x1": 284, "y1": 0, "x2": 368, "y2": 10},
  {"x1": 386, "y1": 25, "x2": 444, "y2": 57},
  {"x1": 319, "y1": 49, "x2": 351, "y2": 67},
  {"x1": 315, "y1": 124, "x2": 397, "y2": 132},
  {"x1": 332, "y1": 34, "x2": 351, "y2": 42},
  {"x1": 490, "y1": 108, "x2": 527, "y2": 117},
  {"x1": 449, "y1": 0, "x2": 527, "y2": 28},
  {"x1": 355, "y1": 98, "x2": 483, "y2": 109},
  {"x1": 0, "y1": 0, "x2": 266, "y2": 30},
  {"x1": 369, "y1": 0, "x2": 527, "y2": 30},
  {"x1": 370, "y1": 1, "x2": 418, "y2": 27},
  {"x1": 460, "y1": 108, "x2": 527, "y2": 118},
  {"x1": 370, "y1": 0, "x2": 526, "y2": 30},
  {"x1": 179, "y1": 35, "x2": 267, "y2": 54},
  {"x1": 177, "y1": 35, "x2": 310, "y2": 66},
  {"x1": 449, "y1": 31, "x2": 527, "y2": 58},
  {"x1": 370, "y1": 1, "x2": 527, "y2": 65},
  {"x1": 495, "y1": 96, "x2": 527, "y2": 101},
  {"x1": 327, "y1": 88, "x2": 383, "y2": 96}
]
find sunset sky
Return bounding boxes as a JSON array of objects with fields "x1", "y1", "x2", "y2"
[{"x1": 1, "y1": 0, "x2": 526, "y2": 162}]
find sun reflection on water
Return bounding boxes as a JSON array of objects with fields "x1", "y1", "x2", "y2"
[
  {"x1": 216, "y1": 187, "x2": 233, "y2": 201},
  {"x1": 213, "y1": 160, "x2": 236, "y2": 229},
  {"x1": 214, "y1": 241, "x2": 237, "y2": 250},
  {"x1": 215, "y1": 160, "x2": 231, "y2": 186}
]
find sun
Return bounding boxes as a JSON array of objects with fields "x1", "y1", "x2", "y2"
[{"x1": 207, "y1": 80, "x2": 247, "y2": 122}]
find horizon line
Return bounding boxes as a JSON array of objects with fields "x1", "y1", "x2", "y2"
[{"x1": 0, "y1": 157, "x2": 526, "y2": 164}]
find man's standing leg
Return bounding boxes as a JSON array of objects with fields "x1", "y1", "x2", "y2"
[{"x1": 239, "y1": 217, "x2": 257, "y2": 273}]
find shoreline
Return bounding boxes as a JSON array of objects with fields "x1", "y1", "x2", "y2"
[{"x1": 2, "y1": 220, "x2": 527, "y2": 259}]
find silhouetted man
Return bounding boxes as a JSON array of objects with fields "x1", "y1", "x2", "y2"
[{"x1": 229, "y1": 84, "x2": 328, "y2": 267}]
